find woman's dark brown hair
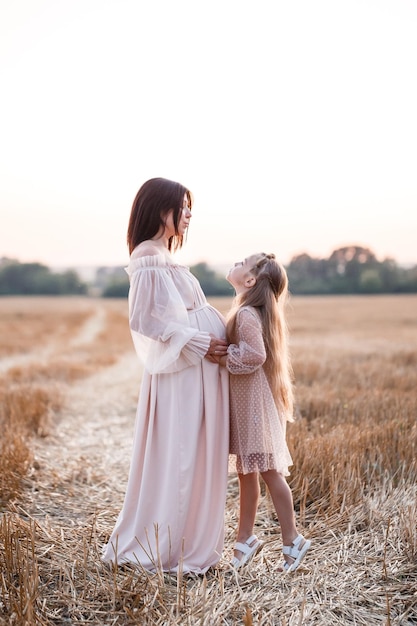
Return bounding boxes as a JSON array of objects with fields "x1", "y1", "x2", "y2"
[{"x1": 127, "y1": 177, "x2": 192, "y2": 254}]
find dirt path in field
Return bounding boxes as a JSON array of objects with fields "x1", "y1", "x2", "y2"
[{"x1": 18, "y1": 306, "x2": 141, "y2": 531}]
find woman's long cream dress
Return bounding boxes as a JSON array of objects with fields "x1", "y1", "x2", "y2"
[{"x1": 102, "y1": 251, "x2": 229, "y2": 574}]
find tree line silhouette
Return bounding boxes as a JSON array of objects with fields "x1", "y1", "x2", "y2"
[
  {"x1": 286, "y1": 246, "x2": 417, "y2": 294},
  {"x1": 0, "y1": 246, "x2": 416, "y2": 296},
  {"x1": 0, "y1": 260, "x2": 87, "y2": 295}
]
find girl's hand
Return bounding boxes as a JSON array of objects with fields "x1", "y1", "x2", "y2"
[
  {"x1": 217, "y1": 354, "x2": 228, "y2": 367},
  {"x1": 206, "y1": 353, "x2": 228, "y2": 366}
]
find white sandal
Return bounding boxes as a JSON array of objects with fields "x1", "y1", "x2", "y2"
[
  {"x1": 282, "y1": 534, "x2": 311, "y2": 573},
  {"x1": 230, "y1": 534, "x2": 263, "y2": 570}
]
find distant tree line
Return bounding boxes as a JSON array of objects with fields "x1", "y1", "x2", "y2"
[
  {"x1": 95, "y1": 266, "x2": 129, "y2": 297},
  {"x1": 1, "y1": 246, "x2": 416, "y2": 296},
  {"x1": 189, "y1": 263, "x2": 233, "y2": 296},
  {"x1": 0, "y1": 259, "x2": 87, "y2": 295},
  {"x1": 97, "y1": 248, "x2": 417, "y2": 297},
  {"x1": 286, "y1": 246, "x2": 417, "y2": 294}
]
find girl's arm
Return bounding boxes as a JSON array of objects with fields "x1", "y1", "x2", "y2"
[{"x1": 226, "y1": 307, "x2": 266, "y2": 375}]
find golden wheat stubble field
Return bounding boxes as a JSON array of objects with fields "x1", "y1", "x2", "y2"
[{"x1": 0, "y1": 294, "x2": 416, "y2": 625}]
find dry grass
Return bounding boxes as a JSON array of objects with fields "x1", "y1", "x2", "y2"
[
  {"x1": 0, "y1": 298, "x2": 92, "y2": 358},
  {"x1": 0, "y1": 297, "x2": 131, "y2": 506},
  {"x1": 287, "y1": 295, "x2": 417, "y2": 521},
  {"x1": 0, "y1": 294, "x2": 416, "y2": 625}
]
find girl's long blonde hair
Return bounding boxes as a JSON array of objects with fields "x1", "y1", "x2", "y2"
[{"x1": 226, "y1": 253, "x2": 294, "y2": 421}]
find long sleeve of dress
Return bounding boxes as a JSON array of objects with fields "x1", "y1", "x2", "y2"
[
  {"x1": 127, "y1": 255, "x2": 211, "y2": 374},
  {"x1": 226, "y1": 307, "x2": 266, "y2": 375}
]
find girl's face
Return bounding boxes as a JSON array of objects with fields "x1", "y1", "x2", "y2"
[
  {"x1": 226, "y1": 254, "x2": 258, "y2": 293},
  {"x1": 164, "y1": 193, "x2": 192, "y2": 237}
]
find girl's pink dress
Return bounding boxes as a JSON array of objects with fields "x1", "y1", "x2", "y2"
[
  {"x1": 102, "y1": 251, "x2": 229, "y2": 574},
  {"x1": 227, "y1": 306, "x2": 293, "y2": 476}
]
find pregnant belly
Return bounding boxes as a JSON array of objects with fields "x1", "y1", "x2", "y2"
[{"x1": 188, "y1": 304, "x2": 226, "y2": 338}]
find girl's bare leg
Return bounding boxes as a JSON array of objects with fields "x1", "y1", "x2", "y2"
[
  {"x1": 260, "y1": 470, "x2": 298, "y2": 547},
  {"x1": 234, "y1": 472, "x2": 260, "y2": 559},
  {"x1": 261, "y1": 470, "x2": 311, "y2": 570}
]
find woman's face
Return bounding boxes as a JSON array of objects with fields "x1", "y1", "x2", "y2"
[{"x1": 164, "y1": 193, "x2": 191, "y2": 237}]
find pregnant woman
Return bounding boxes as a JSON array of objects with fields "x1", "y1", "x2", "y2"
[{"x1": 102, "y1": 177, "x2": 229, "y2": 575}]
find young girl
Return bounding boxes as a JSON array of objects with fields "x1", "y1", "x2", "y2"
[{"x1": 219, "y1": 252, "x2": 311, "y2": 573}]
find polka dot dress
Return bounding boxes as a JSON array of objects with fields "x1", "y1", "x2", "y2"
[{"x1": 227, "y1": 307, "x2": 293, "y2": 476}]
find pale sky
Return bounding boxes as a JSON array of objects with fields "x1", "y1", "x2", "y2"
[{"x1": 1, "y1": 0, "x2": 416, "y2": 271}]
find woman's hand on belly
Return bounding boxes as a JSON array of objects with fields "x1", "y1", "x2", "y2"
[{"x1": 205, "y1": 334, "x2": 228, "y2": 363}]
